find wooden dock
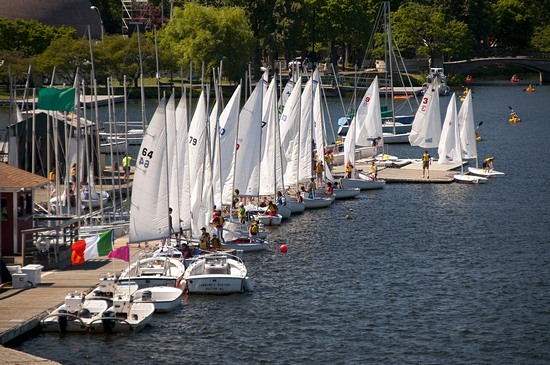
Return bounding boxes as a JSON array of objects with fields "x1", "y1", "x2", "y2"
[
  {"x1": 0, "y1": 236, "x2": 133, "y2": 346},
  {"x1": 0, "y1": 345, "x2": 60, "y2": 364},
  {"x1": 331, "y1": 158, "x2": 459, "y2": 183}
]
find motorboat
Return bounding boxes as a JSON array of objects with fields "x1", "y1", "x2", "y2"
[
  {"x1": 132, "y1": 286, "x2": 183, "y2": 313},
  {"x1": 88, "y1": 299, "x2": 155, "y2": 333},
  {"x1": 41, "y1": 292, "x2": 111, "y2": 332},
  {"x1": 118, "y1": 254, "x2": 186, "y2": 289},
  {"x1": 183, "y1": 253, "x2": 253, "y2": 294}
]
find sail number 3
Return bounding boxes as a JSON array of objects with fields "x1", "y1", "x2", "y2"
[{"x1": 139, "y1": 148, "x2": 154, "y2": 168}]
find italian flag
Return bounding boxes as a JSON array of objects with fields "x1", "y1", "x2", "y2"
[{"x1": 71, "y1": 230, "x2": 114, "y2": 265}]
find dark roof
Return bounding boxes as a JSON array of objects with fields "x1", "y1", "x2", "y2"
[
  {"x1": 0, "y1": 0, "x2": 102, "y2": 39},
  {"x1": 0, "y1": 163, "x2": 49, "y2": 191}
]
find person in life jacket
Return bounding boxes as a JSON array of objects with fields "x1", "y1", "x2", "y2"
[
  {"x1": 422, "y1": 150, "x2": 431, "y2": 178},
  {"x1": 210, "y1": 233, "x2": 221, "y2": 249},
  {"x1": 122, "y1": 154, "x2": 133, "y2": 183},
  {"x1": 266, "y1": 201, "x2": 278, "y2": 216},
  {"x1": 307, "y1": 178, "x2": 316, "y2": 199},
  {"x1": 482, "y1": 157, "x2": 494, "y2": 172},
  {"x1": 238, "y1": 202, "x2": 247, "y2": 224},
  {"x1": 200, "y1": 227, "x2": 211, "y2": 250},
  {"x1": 371, "y1": 161, "x2": 378, "y2": 181},
  {"x1": 345, "y1": 161, "x2": 353, "y2": 178},
  {"x1": 249, "y1": 220, "x2": 259, "y2": 242},
  {"x1": 211, "y1": 210, "x2": 225, "y2": 242}
]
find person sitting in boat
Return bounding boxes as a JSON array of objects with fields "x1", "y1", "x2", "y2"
[
  {"x1": 200, "y1": 227, "x2": 211, "y2": 249},
  {"x1": 297, "y1": 187, "x2": 305, "y2": 202},
  {"x1": 265, "y1": 201, "x2": 278, "y2": 216},
  {"x1": 324, "y1": 182, "x2": 334, "y2": 195},
  {"x1": 333, "y1": 181, "x2": 340, "y2": 189},
  {"x1": 307, "y1": 178, "x2": 316, "y2": 199},
  {"x1": 211, "y1": 233, "x2": 221, "y2": 249},
  {"x1": 258, "y1": 198, "x2": 268, "y2": 208},
  {"x1": 482, "y1": 157, "x2": 495, "y2": 172},
  {"x1": 510, "y1": 111, "x2": 520, "y2": 123},
  {"x1": 525, "y1": 84, "x2": 535, "y2": 92},
  {"x1": 249, "y1": 220, "x2": 259, "y2": 242},
  {"x1": 466, "y1": 75, "x2": 473, "y2": 83},
  {"x1": 276, "y1": 191, "x2": 286, "y2": 206},
  {"x1": 345, "y1": 161, "x2": 353, "y2": 178},
  {"x1": 181, "y1": 243, "x2": 193, "y2": 259}
]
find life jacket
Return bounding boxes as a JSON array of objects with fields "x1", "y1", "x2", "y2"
[
  {"x1": 250, "y1": 224, "x2": 259, "y2": 234},
  {"x1": 422, "y1": 153, "x2": 430, "y2": 162},
  {"x1": 49, "y1": 171, "x2": 55, "y2": 181}
]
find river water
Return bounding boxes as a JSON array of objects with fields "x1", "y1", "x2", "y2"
[{"x1": 8, "y1": 84, "x2": 550, "y2": 364}]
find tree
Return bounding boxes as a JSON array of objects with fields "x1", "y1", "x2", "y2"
[
  {"x1": 158, "y1": 3, "x2": 254, "y2": 83},
  {"x1": 33, "y1": 36, "x2": 90, "y2": 85},
  {"x1": 491, "y1": 0, "x2": 535, "y2": 51},
  {"x1": 0, "y1": 18, "x2": 76, "y2": 57},
  {"x1": 391, "y1": 3, "x2": 475, "y2": 66},
  {"x1": 531, "y1": 25, "x2": 550, "y2": 53}
]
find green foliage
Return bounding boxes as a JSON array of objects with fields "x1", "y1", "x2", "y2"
[
  {"x1": 33, "y1": 36, "x2": 89, "y2": 85},
  {"x1": 491, "y1": 0, "x2": 534, "y2": 50},
  {"x1": 159, "y1": 4, "x2": 254, "y2": 82},
  {"x1": 391, "y1": 3, "x2": 475, "y2": 62},
  {"x1": 0, "y1": 18, "x2": 76, "y2": 57},
  {"x1": 531, "y1": 25, "x2": 550, "y2": 53}
]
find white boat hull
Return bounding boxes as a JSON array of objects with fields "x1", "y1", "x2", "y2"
[
  {"x1": 41, "y1": 298, "x2": 110, "y2": 333},
  {"x1": 286, "y1": 201, "x2": 306, "y2": 213},
  {"x1": 253, "y1": 214, "x2": 283, "y2": 226},
  {"x1": 340, "y1": 177, "x2": 386, "y2": 190},
  {"x1": 184, "y1": 253, "x2": 251, "y2": 294},
  {"x1": 315, "y1": 188, "x2": 361, "y2": 199},
  {"x1": 132, "y1": 287, "x2": 183, "y2": 313},
  {"x1": 467, "y1": 167, "x2": 505, "y2": 177},
  {"x1": 302, "y1": 197, "x2": 334, "y2": 209},
  {"x1": 382, "y1": 132, "x2": 411, "y2": 144},
  {"x1": 221, "y1": 238, "x2": 268, "y2": 252},
  {"x1": 454, "y1": 174, "x2": 488, "y2": 184},
  {"x1": 277, "y1": 205, "x2": 292, "y2": 219},
  {"x1": 88, "y1": 302, "x2": 155, "y2": 333}
]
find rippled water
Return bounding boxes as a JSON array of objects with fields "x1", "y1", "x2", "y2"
[{"x1": 12, "y1": 85, "x2": 550, "y2": 364}]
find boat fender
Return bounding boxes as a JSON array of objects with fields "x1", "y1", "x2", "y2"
[{"x1": 78, "y1": 308, "x2": 91, "y2": 319}]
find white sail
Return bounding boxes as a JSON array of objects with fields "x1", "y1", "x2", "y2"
[
  {"x1": 215, "y1": 84, "x2": 241, "y2": 206},
  {"x1": 188, "y1": 91, "x2": 209, "y2": 235},
  {"x1": 176, "y1": 94, "x2": 191, "y2": 231},
  {"x1": 343, "y1": 113, "x2": 356, "y2": 175},
  {"x1": 280, "y1": 77, "x2": 303, "y2": 188},
  {"x1": 280, "y1": 73, "x2": 297, "y2": 108},
  {"x1": 457, "y1": 89, "x2": 477, "y2": 160},
  {"x1": 129, "y1": 97, "x2": 170, "y2": 243},
  {"x1": 165, "y1": 94, "x2": 180, "y2": 229},
  {"x1": 355, "y1": 76, "x2": 383, "y2": 147},
  {"x1": 437, "y1": 94, "x2": 462, "y2": 164},
  {"x1": 259, "y1": 78, "x2": 281, "y2": 196},
  {"x1": 409, "y1": 79, "x2": 441, "y2": 148},
  {"x1": 298, "y1": 69, "x2": 319, "y2": 183},
  {"x1": 231, "y1": 81, "x2": 263, "y2": 197}
]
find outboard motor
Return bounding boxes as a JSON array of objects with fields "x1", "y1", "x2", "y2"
[
  {"x1": 57, "y1": 309, "x2": 68, "y2": 332},
  {"x1": 101, "y1": 310, "x2": 116, "y2": 333}
]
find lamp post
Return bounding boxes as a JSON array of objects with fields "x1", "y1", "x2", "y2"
[{"x1": 90, "y1": 6, "x2": 104, "y2": 41}]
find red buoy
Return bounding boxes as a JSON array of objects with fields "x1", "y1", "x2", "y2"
[{"x1": 279, "y1": 244, "x2": 288, "y2": 253}]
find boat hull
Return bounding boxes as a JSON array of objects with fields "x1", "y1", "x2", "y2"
[
  {"x1": 286, "y1": 201, "x2": 306, "y2": 213},
  {"x1": 340, "y1": 178, "x2": 386, "y2": 190},
  {"x1": 467, "y1": 167, "x2": 505, "y2": 177},
  {"x1": 253, "y1": 214, "x2": 283, "y2": 226},
  {"x1": 221, "y1": 238, "x2": 268, "y2": 252},
  {"x1": 88, "y1": 303, "x2": 155, "y2": 333},
  {"x1": 133, "y1": 287, "x2": 183, "y2": 313},
  {"x1": 453, "y1": 174, "x2": 488, "y2": 184},
  {"x1": 185, "y1": 275, "x2": 247, "y2": 294},
  {"x1": 315, "y1": 188, "x2": 361, "y2": 199}
]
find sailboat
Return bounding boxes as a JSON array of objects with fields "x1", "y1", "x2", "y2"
[
  {"x1": 340, "y1": 77, "x2": 386, "y2": 190},
  {"x1": 437, "y1": 93, "x2": 485, "y2": 183},
  {"x1": 409, "y1": 78, "x2": 442, "y2": 149}
]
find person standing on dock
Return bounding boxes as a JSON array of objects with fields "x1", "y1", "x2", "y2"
[
  {"x1": 122, "y1": 154, "x2": 133, "y2": 183},
  {"x1": 315, "y1": 160, "x2": 324, "y2": 186},
  {"x1": 345, "y1": 161, "x2": 353, "y2": 178},
  {"x1": 70, "y1": 163, "x2": 77, "y2": 184},
  {"x1": 422, "y1": 150, "x2": 431, "y2": 178}
]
